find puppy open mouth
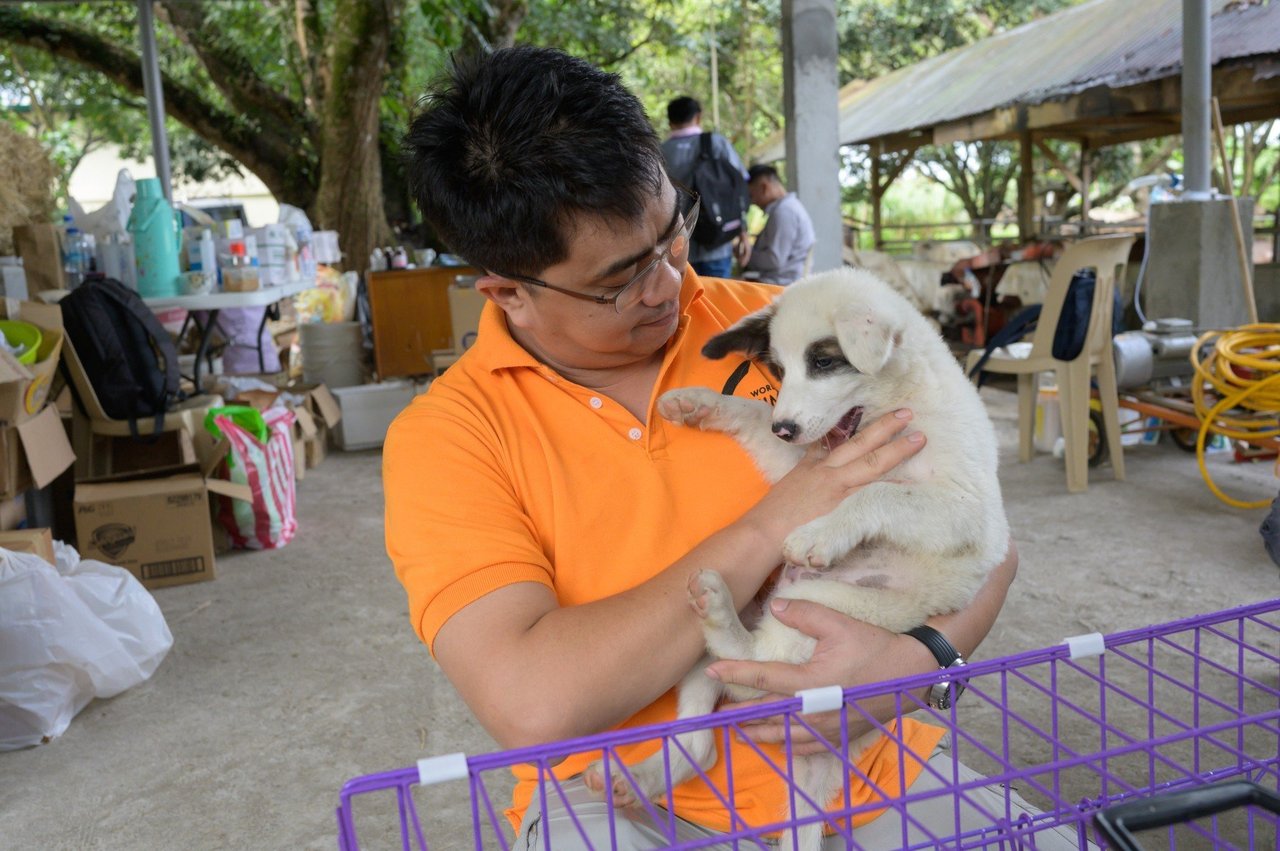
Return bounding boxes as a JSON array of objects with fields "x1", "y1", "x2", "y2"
[{"x1": 821, "y1": 406, "x2": 864, "y2": 451}]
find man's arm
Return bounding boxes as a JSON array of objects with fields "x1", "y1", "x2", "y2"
[
  {"x1": 430, "y1": 415, "x2": 927, "y2": 749},
  {"x1": 705, "y1": 540, "x2": 1018, "y2": 754}
]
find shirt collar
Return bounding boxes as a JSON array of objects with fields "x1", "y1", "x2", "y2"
[
  {"x1": 473, "y1": 266, "x2": 707, "y2": 374},
  {"x1": 668, "y1": 126, "x2": 704, "y2": 139}
]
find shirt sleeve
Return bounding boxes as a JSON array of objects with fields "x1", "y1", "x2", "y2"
[{"x1": 383, "y1": 396, "x2": 554, "y2": 654}]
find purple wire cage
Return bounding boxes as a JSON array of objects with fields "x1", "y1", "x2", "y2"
[{"x1": 337, "y1": 600, "x2": 1280, "y2": 850}]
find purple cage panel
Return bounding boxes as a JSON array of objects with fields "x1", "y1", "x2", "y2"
[{"x1": 337, "y1": 600, "x2": 1280, "y2": 850}]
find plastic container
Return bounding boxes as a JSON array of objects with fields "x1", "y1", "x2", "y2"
[
  {"x1": 1034, "y1": 384, "x2": 1061, "y2": 454},
  {"x1": 128, "y1": 177, "x2": 183, "y2": 298},
  {"x1": 62, "y1": 227, "x2": 88, "y2": 289},
  {"x1": 221, "y1": 242, "x2": 260, "y2": 292},
  {"x1": 0, "y1": 320, "x2": 42, "y2": 365},
  {"x1": 300, "y1": 321, "x2": 365, "y2": 389}
]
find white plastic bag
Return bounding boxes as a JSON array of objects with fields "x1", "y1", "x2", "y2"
[{"x1": 0, "y1": 541, "x2": 173, "y2": 750}]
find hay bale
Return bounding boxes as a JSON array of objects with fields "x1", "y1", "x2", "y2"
[{"x1": 0, "y1": 123, "x2": 57, "y2": 255}]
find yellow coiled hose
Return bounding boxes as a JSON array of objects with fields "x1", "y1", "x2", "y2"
[{"x1": 1190, "y1": 324, "x2": 1280, "y2": 508}]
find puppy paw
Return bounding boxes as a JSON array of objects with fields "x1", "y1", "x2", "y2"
[
  {"x1": 658, "y1": 388, "x2": 726, "y2": 430},
  {"x1": 583, "y1": 759, "x2": 642, "y2": 807},
  {"x1": 688, "y1": 569, "x2": 734, "y2": 626},
  {"x1": 782, "y1": 525, "x2": 839, "y2": 570}
]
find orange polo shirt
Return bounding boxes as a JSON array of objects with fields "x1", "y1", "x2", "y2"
[{"x1": 383, "y1": 269, "x2": 945, "y2": 834}]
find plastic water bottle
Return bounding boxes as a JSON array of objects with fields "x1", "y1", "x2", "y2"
[
  {"x1": 63, "y1": 226, "x2": 87, "y2": 289},
  {"x1": 197, "y1": 228, "x2": 218, "y2": 288}
]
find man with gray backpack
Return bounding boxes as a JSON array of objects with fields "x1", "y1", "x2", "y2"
[{"x1": 660, "y1": 96, "x2": 749, "y2": 279}]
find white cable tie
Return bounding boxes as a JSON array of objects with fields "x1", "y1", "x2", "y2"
[
  {"x1": 1064, "y1": 632, "x2": 1106, "y2": 659},
  {"x1": 417, "y1": 752, "x2": 469, "y2": 786},
  {"x1": 797, "y1": 685, "x2": 844, "y2": 714}
]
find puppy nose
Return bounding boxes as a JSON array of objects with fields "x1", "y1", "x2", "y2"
[{"x1": 772, "y1": 420, "x2": 799, "y2": 442}]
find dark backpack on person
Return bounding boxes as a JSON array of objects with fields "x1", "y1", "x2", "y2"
[
  {"x1": 967, "y1": 269, "x2": 1122, "y2": 386},
  {"x1": 59, "y1": 275, "x2": 182, "y2": 437},
  {"x1": 689, "y1": 132, "x2": 750, "y2": 249}
]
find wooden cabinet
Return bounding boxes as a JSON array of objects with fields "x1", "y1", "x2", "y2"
[{"x1": 367, "y1": 266, "x2": 477, "y2": 379}]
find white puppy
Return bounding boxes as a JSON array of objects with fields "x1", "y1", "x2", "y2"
[{"x1": 586, "y1": 267, "x2": 1009, "y2": 851}]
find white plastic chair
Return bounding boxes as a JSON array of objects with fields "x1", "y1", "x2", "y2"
[{"x1": 965, "y1": 234, "x2": 1135, "y2": 492}]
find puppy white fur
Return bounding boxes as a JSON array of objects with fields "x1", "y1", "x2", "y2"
[{"x1": 585, "y1": 268, "x2": 1009, "y2": 851}]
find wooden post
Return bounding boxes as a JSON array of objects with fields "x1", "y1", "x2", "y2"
[
  {"x1": 1080, "y1": 138, "x2": 1092, "y2": 235},
  {"x1": 1018, "y1": 131, "x2": 1035, "y2": 240},
  {"x1": 871, "y1": 152, "x2": 882, "y2": 250}
]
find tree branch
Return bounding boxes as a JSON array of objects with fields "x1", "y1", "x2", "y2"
[
  {"x1": 0, "y1": 8, "x2": 315, "y2": 206},
  {"x1": 157, "y1": 0, "x2": 315, "y2": 138}
]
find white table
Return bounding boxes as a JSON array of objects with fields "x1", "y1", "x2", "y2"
[{"x1": 145, "y1": 278, "x2": 314, "y2": 388}]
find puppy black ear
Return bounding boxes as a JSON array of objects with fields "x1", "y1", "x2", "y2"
[{"x1": 703, "y1": 306, "x2": 774, "y2": 360}]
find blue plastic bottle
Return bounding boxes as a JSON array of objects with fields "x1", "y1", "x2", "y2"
[{"x1": 128, "y1": 177, "x2": 183, "y2": 298}]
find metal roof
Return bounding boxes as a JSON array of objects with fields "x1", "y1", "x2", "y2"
[{"x1": 754, "y1": 0, "x2": 1280, "y2": 161}]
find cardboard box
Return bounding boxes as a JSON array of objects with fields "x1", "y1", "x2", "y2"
[
  {"x1": 73, "y1": 446, "x2": 251, "y2": 590},
  {"x1": 0, "y1": 405, "x2": 76, "y2": 501},
  {"x1": 331, "y1": 380, "x2": 415, "y2": 451},
  {"x1": 0, "y1": 301, "x2": 64, "y2": 428},
  {"x1": 206, "y1": 375, "x2": 341, "y2": 472},
  {"x1": 0, "y1": 527, "x2": 55, "y2": 564}
]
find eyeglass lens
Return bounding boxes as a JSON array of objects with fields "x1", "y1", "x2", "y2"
[{"x1": 613, "y1": 194, "x2": 698, "y2": 313}]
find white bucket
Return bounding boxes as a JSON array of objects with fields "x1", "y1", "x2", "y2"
[{"x1": 300, "y1": 321, "x2": 365, "y2": 389}]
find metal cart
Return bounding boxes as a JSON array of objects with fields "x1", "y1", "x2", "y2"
[{"x1": 337, "y1": 600, "x2": 1280, "y2": 849}]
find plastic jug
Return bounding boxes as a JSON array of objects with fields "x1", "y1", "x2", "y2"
[{"x1": 128, "y1": 177, "x2": 183, "y2": 298}]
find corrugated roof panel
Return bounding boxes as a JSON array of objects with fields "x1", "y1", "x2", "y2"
[{"x1": 756, "y1": 0, "x2": 1278, "y2": 160}]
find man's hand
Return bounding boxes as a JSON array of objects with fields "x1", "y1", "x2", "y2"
[
  {"x1": 733, "y1": 236, "x2": 752, "y2": 268},
  {"x1": 703, "y1": 542, "x2": 1018, "y2": 755},
  {"x1": 706, "y1": 598, "x2": 928, "y2": 754}
]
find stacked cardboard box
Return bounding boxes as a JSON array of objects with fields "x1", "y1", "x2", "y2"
[
  {"x1": 0, "y1": 301, "x2": 75, "y2": 501},
  {"x1": 73, "y1": 440, "x2": 252, "y2": 590}
]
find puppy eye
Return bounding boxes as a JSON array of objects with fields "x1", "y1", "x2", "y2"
[{"x1": 813, "y1": 356, "x2": 834, "y2": 369}]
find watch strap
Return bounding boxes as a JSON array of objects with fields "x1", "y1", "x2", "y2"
[
  {"x1": 906, "y1": 625, "x2": 964, "y2": 668},
  {"x1": 906, "y1": 625, "x2": 968, "y2": 710}
]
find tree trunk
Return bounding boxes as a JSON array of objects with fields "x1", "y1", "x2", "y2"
[{"x1": 313, "y1": 0, "x2": 402, "y2": 273}]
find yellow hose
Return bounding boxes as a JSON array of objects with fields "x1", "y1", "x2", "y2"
[{"x1": 1189, "y1": 323, "x2": 1280, "y2": 508}]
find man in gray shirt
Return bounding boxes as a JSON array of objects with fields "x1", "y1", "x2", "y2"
[
  {"x1": 736, "y1": 163, "x2": 816, "y2": 285},
  {"x1": 659, "y1": 96, "x2": 747, "y2": 279}
]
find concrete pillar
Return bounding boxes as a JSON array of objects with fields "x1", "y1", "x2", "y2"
[
  {"x1": 1182, "y1": 0, "x2": 1212, "y2": 199},
  {"x1": 781, "y1": 0, "x2": 842, "y2": 273},
  {"x1": 1144, "y1": 198, "x2": 1254, "y2": 328}
]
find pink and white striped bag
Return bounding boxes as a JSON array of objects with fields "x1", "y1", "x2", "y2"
[{"x1": 214, "y1": 408, "x2": 298, "y2": 550}]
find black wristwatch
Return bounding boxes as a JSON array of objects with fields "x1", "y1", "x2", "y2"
[{"x1": 906, "y1": 625, "x2": 968, "y2": 710}]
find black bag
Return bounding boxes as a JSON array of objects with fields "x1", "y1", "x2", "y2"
[
  {"x1": 967, "y1": 269, "x2": 1123, "y2": 386},
  {"x1": 59, "y1": 276, "x2": 182, "y2": 438},
  {"x1": 689, "y1": 132, "x2": 749, "y2": 249}
]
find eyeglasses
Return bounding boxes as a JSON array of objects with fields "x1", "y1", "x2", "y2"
[{"x1": 492, "y1": 190, "x2": 700, "y2": 314}]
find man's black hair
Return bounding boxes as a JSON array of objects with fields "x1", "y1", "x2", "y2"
[
  {"x1": 747, "y1": 163, "x2": 780, "y2": 183},
  {"x1": 666, "y1": 96, "x2": 702, "y2": 127},
  {"x1": 404, "y1": 46, "x2": 665, "y2": 278}
]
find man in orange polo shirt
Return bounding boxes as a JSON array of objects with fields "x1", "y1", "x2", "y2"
[{"x1": 386, "y1": 46, "x2": 1054, "y2": 849}]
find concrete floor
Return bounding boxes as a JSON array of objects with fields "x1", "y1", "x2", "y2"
[{"x1": 3, "y1": 387, "x2": 1278, "y2": 850}]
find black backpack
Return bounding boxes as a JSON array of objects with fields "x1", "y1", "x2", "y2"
[
  {"x1": 689, "y1": 132, "x2": 750, "y2": 250},
  {"x1": 59, "y1": 276, "x2": 182, "y2": 437}
]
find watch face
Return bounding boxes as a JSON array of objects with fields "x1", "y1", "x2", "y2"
[{"x1": 931, "y1": 678, "x2": 967, "y2": 710}]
